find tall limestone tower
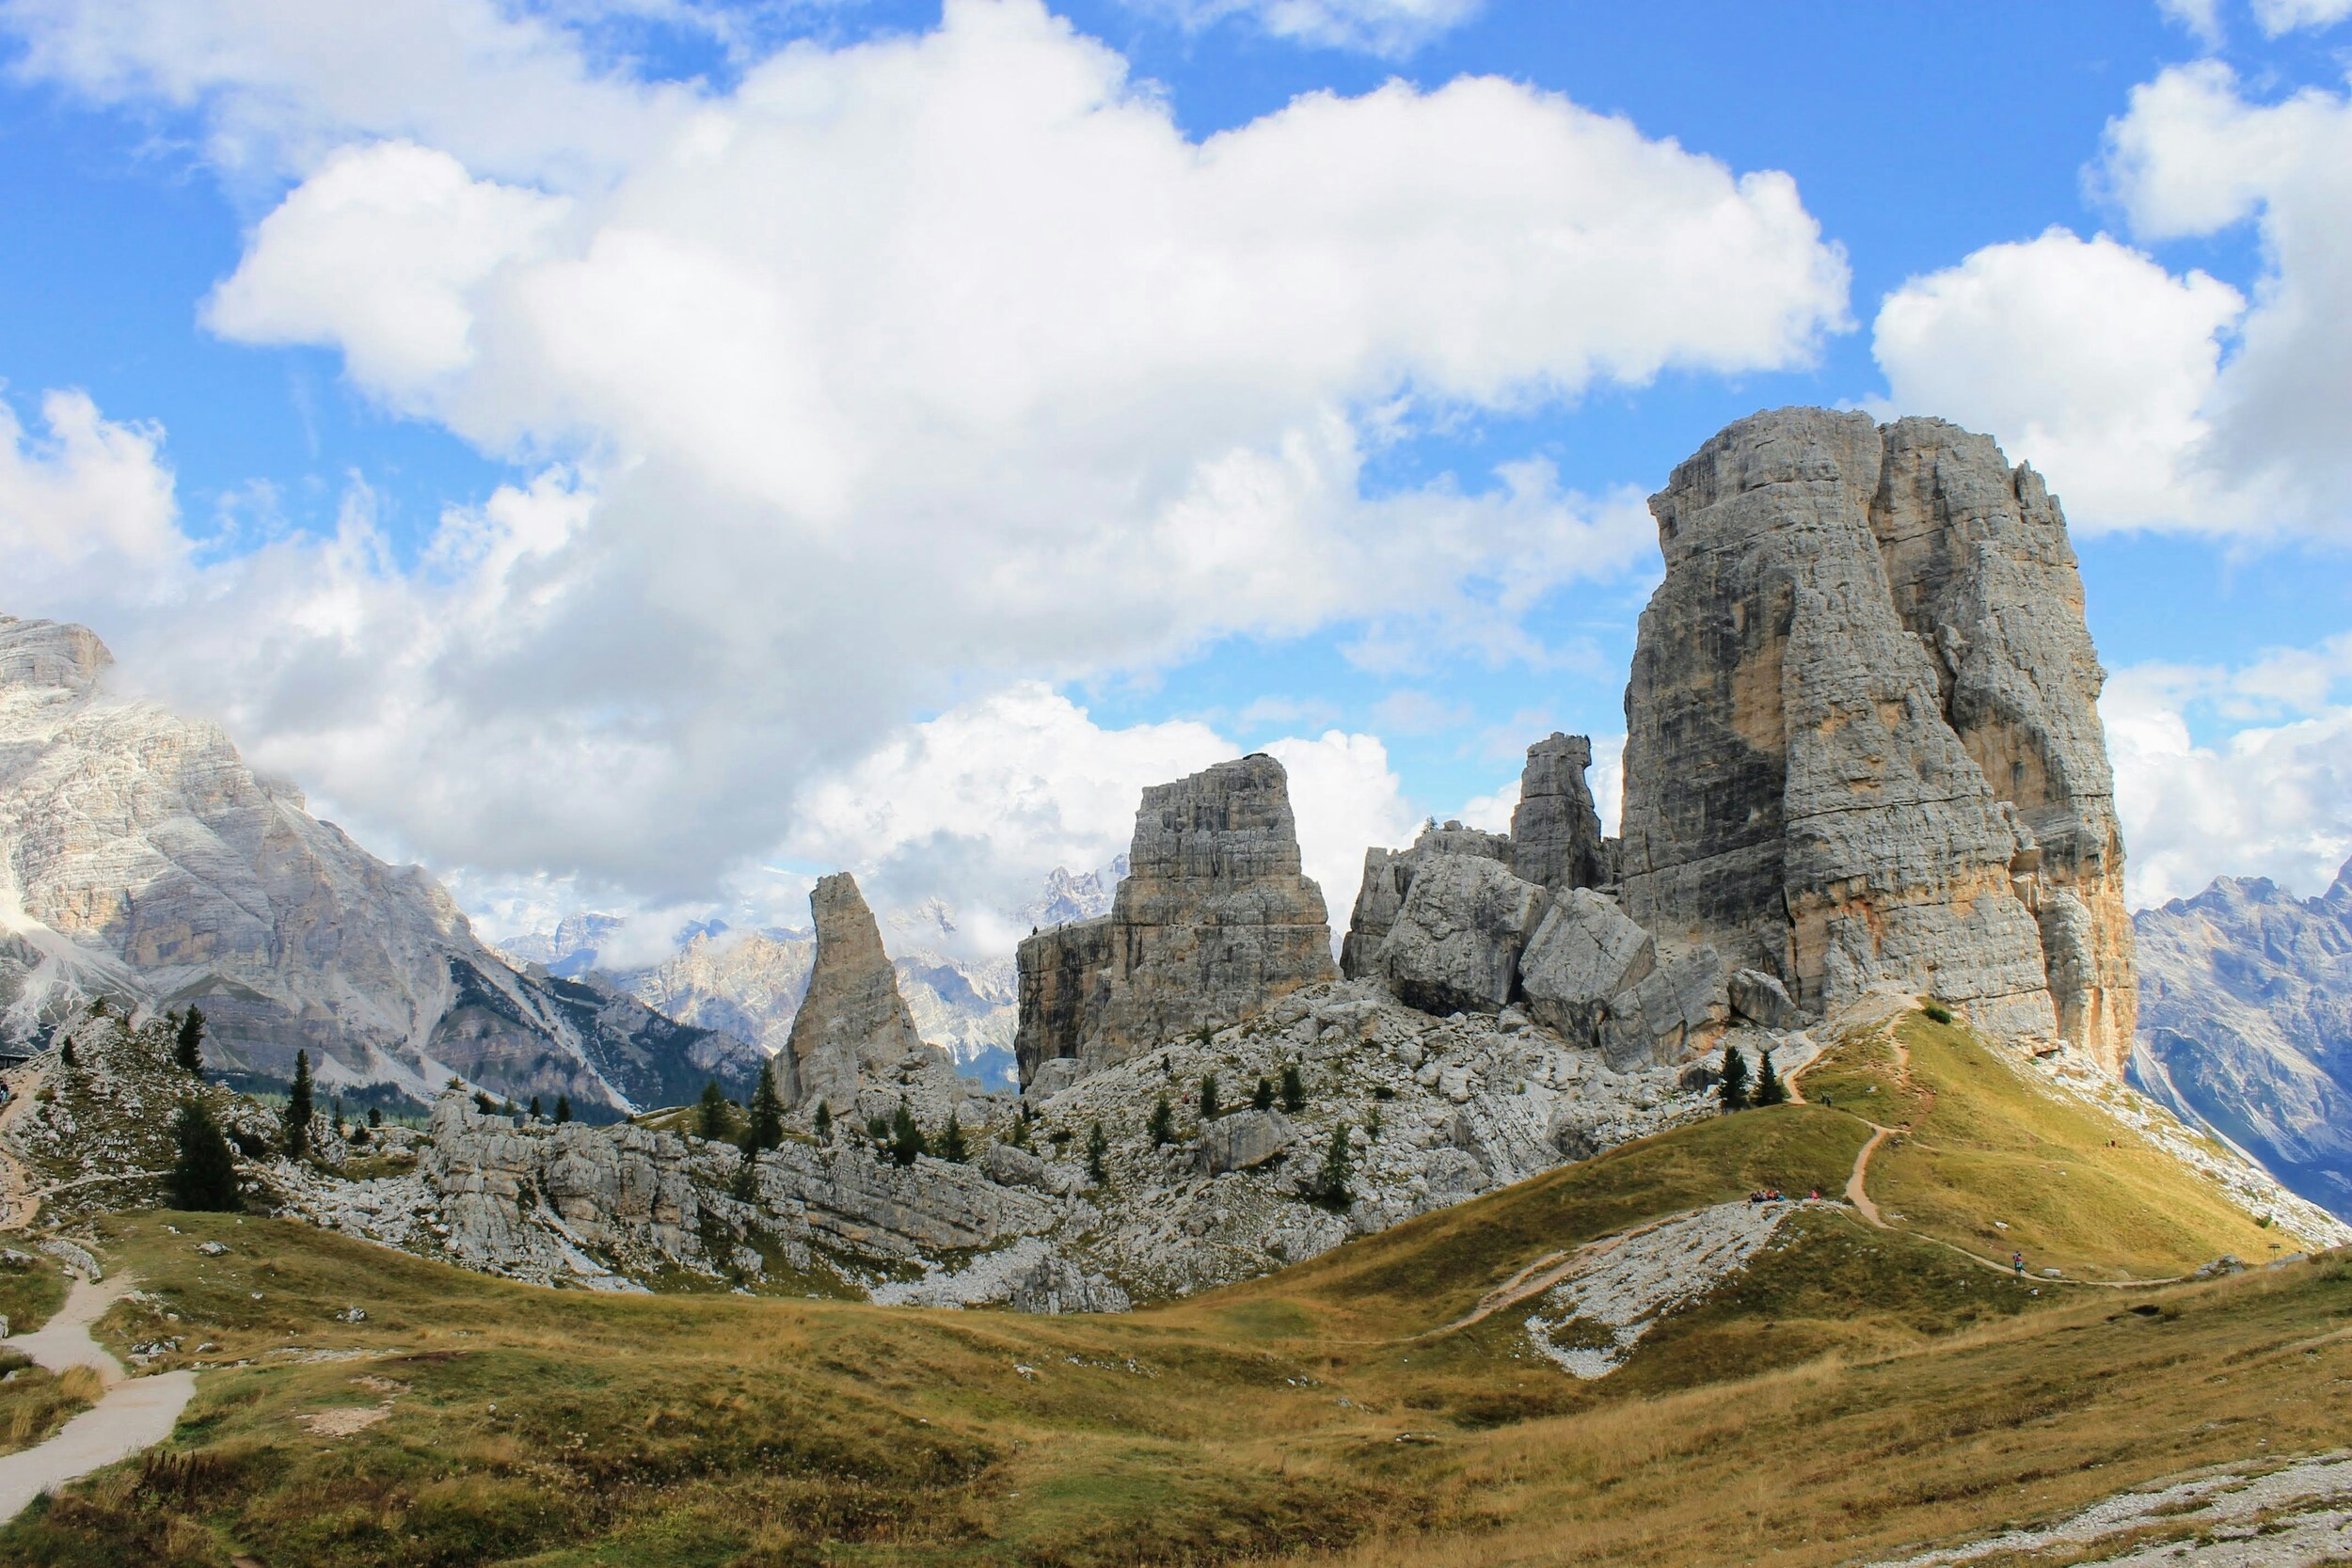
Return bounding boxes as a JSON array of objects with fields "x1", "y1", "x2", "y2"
[{"x1": 1616, "y1": 408, "x2": 2135, "y2": 1072}]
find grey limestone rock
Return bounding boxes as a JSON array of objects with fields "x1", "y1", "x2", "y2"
[
  {"x1": 1375, "y1": 853, "x2": 1548, "y2": 1016},
  {"x1": 785, "y1": 873, "x2": 923, "y2": 1113},
  {"x1": 1598, "y1": 945, "x2": 1729, "y2": 1073},
  {"x1": 1728, "y1": 968, "x2": 1802, "y2": 1031},
  {"x1": 1518, "y1": 889, "x2": 1656, "y2": 1042},
  {"x1": 1341, "y1": 819, "x2": 1514, "y2": 980},
  {"x1": 979, "y1": 1139, "x2": 1051, "y2": 1190},
  {"x1": 1617, "y1": 408, "x2": 2136, "y2": 1069},
  {"x1": 1200, "y1": 1107, "x2": 1296, "y2": 1174},
  {"x1": 1512, "y1": 733, "x2": 1607, "y2": 895},
  {"x1": 0, "y1": 615, "x2": 759, "y2": 1116},
  {"x1": 1015, "y1": 755, "x2": 1336, "y2": 1086}
]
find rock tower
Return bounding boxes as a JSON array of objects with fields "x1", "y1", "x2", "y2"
[
  {"x1": 1617, "y1": 408, "x2": 2135, "y2": 1071},
  {"x1": 1016, "y1": 754, "x2": 1337, "y2": 1088},
  {"x1": 784, "y1": 872, "x2": 926, "y2": 1112}
]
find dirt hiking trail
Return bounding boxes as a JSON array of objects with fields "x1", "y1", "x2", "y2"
[{"x1": 0, "y1": 1271, "x2": 197, "y2": 1523}]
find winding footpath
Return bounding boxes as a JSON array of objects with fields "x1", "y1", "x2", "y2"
[{"x1": 0, "y1": 1273, "x2": 197, "y2": 1523}]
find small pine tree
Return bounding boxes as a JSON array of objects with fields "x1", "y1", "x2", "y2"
[
  {"x1": 1199, "y1": 1072, "x2": 1220, "y2": 1122},
  {"x1": 696, "y1": 1080, "x2": 731, "y2": 1142},
  {"x1": 1252, "y1": 1077, "x2": 1275, "y2": 1112},
  {"x1": 1318, "y1": 1121, "x2": 1353, "y2": 1207},
  {"x1": 890, "y1": 1101, "x2": 927, "y2": 1167},
  {"x1": 284, "y1": 1049, "x2": 315, "y2": 1158},
  {"x1": 867, "y1": 1114, "x2": 892, "y2": 1145},
  {"x1": 554, "y1": 1094, "x2": 572, "y2": 1124},
  {"x1": 731, "y1": 1145, "x2": 758, "y2": 1200},
  {"x1": 1086, "y1": 1119, "x2": 1109, "y2": 1184},
  {"x1": 941, "y1": 1112, "x2": 969, "y2": 1164},
  {"x1": 528, "y1": 1094, "x2": 542, "y2": 1120},
  {"x1": 1279, "y1": 1063, "x2": 1306, "y2": 1113},
  {"x1": 167, "y1": 1101, "x2": 242, "y2": 1212},
  {"x1": 367, "y1": 1105, "x2": 382, "y2": 1129},
  {"x1": 813, "y1": 1101, "x2": 834, "y2": 1144},
  {"x1": 58, "y1": 1035, "x2": 75, "y2": 1069},
  {"x1": 1148, "y1": 1094, "x2": 1175, "y2": 1147},
  {"x1": 1754, "y1": 1048, "x2": 1788, "y2": 1107},
  {"x1": 1718, "y1": 1040, "x2": 1751, "y2": 1113},
  {"x1": 1008, "y1": 1105, "x2": 1032, "y2": 1149},
  {"x1": 174, "y1": 1006, "x2": 206, "y2": 1073},
  {"x1": 332, "y1": 1097, "x2": 345, "y2": 1135},
  {"x1": 741, "y1": 1061, "x2": 786, "y2": 1156}
]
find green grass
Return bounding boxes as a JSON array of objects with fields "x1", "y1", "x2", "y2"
[
  {"x1": 1, "y1": 1006, "x2": 2340, "y2": 1567},
  {"x1": 0, "y1": 1252, "x2": 70, "y2": 1336}
]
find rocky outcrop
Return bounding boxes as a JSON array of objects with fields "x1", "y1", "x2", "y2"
[
  {"x1": 1616, "y1": 410, "x2": 2135, "y2": 1071},
  {"x1": 2133, "y1": 860, "x2": 2352, "y2": 1219},
  {"x1": 0, "y1": 614, "x2": 758, "y2": 1117},
  {"x1": 1016, "y1": 755, "x2": 1337, "y2": 1086},
  {"x1": 1375, "y1": 853, "x2": 1548, "y2": 1016},
  {"x1": 1518, "y1": 890, "x2": 1656, "y2": 1044},
  {"x1": 784, "y1": 872, "x2": 977, "y2": 1119},
  {"x1": 1340, "y1": 821, "x2": 1512, "y2": 980},
  {"x1": 1512, "y1": 733, "x2": 1607, "y2": 895},
  {"x1": 1200, "y1": 1106, "x2": 1295, "y2": 1174}
]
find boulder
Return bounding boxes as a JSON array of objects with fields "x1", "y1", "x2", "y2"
[
  {"x1": 1375, "y1": 854, "x2": 1549, "y2": 1016},
  {"x1": 1727, "y1": 968, "x2": 1803, "y2": 1031},
  {"x1": 980, "y1": 1140, "x2": 1051, "y2": 1190},
  {"x1": 1200, "y1": 1107, "x2": 1296, "y2": 1175},
  {"x1": 1511, "y1": 733, "x2": 1607, "y2": 895},
  {"x1": 1519, "y1": 889, "x2": 1657, "y2": 1042},
  {"x1": 1597, "y1": 945, "x2": 1728, "y2": 1072},
  {"x1": 1341, "y1": 820, "x2": 1513, "y2": 980}
]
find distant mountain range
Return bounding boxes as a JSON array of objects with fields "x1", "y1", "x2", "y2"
[
  {"x1": 2132, "y1": 856, "x2": 2352, "y2": 1219},
  {"x1": 492, "y1": 859, "x2": 1129, "y2": 1094},
  {"x1": 0, "y1": 614, "x2": 762, "y2": 1118}
]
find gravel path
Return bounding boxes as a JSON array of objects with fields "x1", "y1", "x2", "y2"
[{"x1": 0, "y1": 1272, "x2": 197, "y2": 1523}]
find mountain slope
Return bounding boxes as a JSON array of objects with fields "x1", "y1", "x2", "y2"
[
  {"x1": 2132, "y1": 858, "x2": 2352, "y2": 1218},
  {"x1": 0, "y1": 614, "x2": 758, "y2": 1117},
  {"x1": 7, "y1": 1000, "x2": 2347, "y2": 1568}
]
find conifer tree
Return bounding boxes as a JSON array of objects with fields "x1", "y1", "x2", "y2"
[
  {"x1": 1199, "y1": 1072, "x2": 1220, "y2": 1121},
  {"x1": 168, "y1": 1101, "x2": 242, "y2": 1212},
  {"x1": 1086, "y1": 1119, "x2": 1109, "y2": 1184},
  {"x1": 741, "y1": 1062, "x2": 786, "y2": 1156},
  {"x1": 813, "y1": 1101, "x2": 834, "y2": 1144},
  {"x1": 941, "y1": 1112, "x2": 969, "y2": 1164},
  {"x1": 528, "y1": 1095, "x2": 542, "y2": 1120},
  {"x1": 696, "y1": 1080, "x2": 731, "y2": 1142},
  {"x1": 554, "y1": 1094, "x2": 572, "y2": 1124},
  {"x1": 57, "y1": 1035, "x2": 75, "y2": 1069},
  {"x1": 1279, "y1": 1063, "x2": 1306, "y2": 1113},
  {"x1": 174, "y1": 1006, "x2": 206, "y2": 1073},
  {"x1": 890, "y1": 1100, "x2": 926, "y2": 1167},
  {"x1": 1252, "y1": 1076, "x2": 1275, "y2": 1112},
  {"x1": 731, "y1": 1144, "x2": 758, "y2": 1200},
  {"x1": 1008, "y1": 1103, "x2": 1031, "y2": 1149},
  {"x1": 1754, "y1": 1048, "x2": 1788, "y2": 1107},
  {"x1": 367, "y1": 1106, "x2": 382, "y2": 1129},
  {"x1": 284, "y1": 1049, "x2": 315, "y2": 1158},
  {"x1": 1148, "y1": 1094, "x2": 1175, "y2": 1147},
  {"x1": 332, "y1": 1097, "x2": 345, "y2": 1135},
  {"x1": 1318, "y1": 1121, "x2": 1353, "y2": 1207},
  {"x1": 1718, "y1": 1040, "x2": 1751, "y2": 1113}
]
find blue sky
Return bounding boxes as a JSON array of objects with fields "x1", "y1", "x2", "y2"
[{"x1": 3, "y1": 0, "x2": 2350, "y2": 959}]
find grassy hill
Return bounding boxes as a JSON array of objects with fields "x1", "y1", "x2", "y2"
[{"x1": 4, "y1": 1006, "x2": 2344, "y2": 1568}]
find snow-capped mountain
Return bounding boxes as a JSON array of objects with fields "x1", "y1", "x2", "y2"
[{"x1": 0, "y1": 614, "x2": 760, "y2": 1117}]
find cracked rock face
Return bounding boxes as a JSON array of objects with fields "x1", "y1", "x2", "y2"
[
  {"x1": 1519, "y1": 890, "x2": 1657, "y2": 1044},
  {"x1": 1617, "y1": 408, "x2": 2135, "y2": 1071},
  {"x1": 1340, "y1": 820, "x2": 1513, "y2": 982},
  {"x1": 1017, "y1": 755, "x2": 1336, "y2": 1086},
  {"x1": 787, "y1": 873, "x2": 926, "y2": 1113},
  {"x1": 1375, "y1": 853, "x2": 1548, "y2": 1016}
]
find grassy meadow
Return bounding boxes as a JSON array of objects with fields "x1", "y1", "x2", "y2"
[{"x1": 0, "y1": 1007, "x2": 2343, "y2": 1567}]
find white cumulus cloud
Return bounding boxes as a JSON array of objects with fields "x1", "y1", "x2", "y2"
[
  {"x1": 1126, "y1": 0, "x2": 1484, "y2": 55},
  {"x1": 2106, "y1": 634, "x2": 2352, "y2": 907},
  {"x1": 1, "y1": 0, "x2": 1846, "y2": 924},
  {"x1": 0, "y1": 389, "x2": 183, "y2": 604}
]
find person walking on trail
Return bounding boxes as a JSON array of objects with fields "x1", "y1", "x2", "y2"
[{"x1": 2012, "y1": 1250, "x2": 2026, "y2": 1276}]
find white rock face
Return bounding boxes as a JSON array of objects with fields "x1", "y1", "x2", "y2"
[
  {"x1": 1523, "y1": 1200, "x2": 1807, "y2": 1378},
  {"x1": 1519, "y1": 890, "x2": 1658, "y2": 1042},
  {"x1": 1375, "y1": 854, "x2": 1549, "y2": 1016},
  {"x1": 0, "y1": 614, "x2": 756, "y2": 1116}
]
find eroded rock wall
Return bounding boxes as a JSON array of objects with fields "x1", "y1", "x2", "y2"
[
  {"x1": 1512, "y1": 733, "x2": 1607, "y2": 895},
  {"x1": 1617, "y1": 407, "x2": 2135, "y2": 1069},
  {"x1": 785, "y1": 873, "x2": 920, "y2": 1112},
  {"x1": 1017, "y1": 755, "x2": 1337, "y2": 1085}
]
